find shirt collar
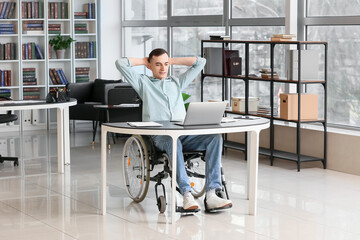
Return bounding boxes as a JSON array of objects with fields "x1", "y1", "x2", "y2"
[{"x1": 149, "y1": 76, "x2": 172, "y2": 82}]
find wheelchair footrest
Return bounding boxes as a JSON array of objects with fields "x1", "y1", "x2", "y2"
[
  {"x1": 204, "y1": 203, "x2": 232, "y2": 213},
  {"x1": 176, "y1": 206, "x2": 201, "y2": 213}
]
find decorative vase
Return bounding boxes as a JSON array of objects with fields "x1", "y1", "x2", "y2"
[{"x1": 56, "y1": 49, "x2": 65, "y2": 59}]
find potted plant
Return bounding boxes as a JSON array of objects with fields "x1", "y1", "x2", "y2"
[{"x1": 49, "y1": 34, "x2": 75, "y2": 59}]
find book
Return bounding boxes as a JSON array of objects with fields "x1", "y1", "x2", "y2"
[
  {"x1": 52, "y1": 68, "x2": 62, "y2": 84},
  {"x1": 34, "y1": 44, "x2": 44, "y2": 59},
  {"x1": 49, "y1": 68, "x2": 57, "y2": 85},
  {"x1": 227, "y1": 57, "x2": 242, "y2": 75},
  {"x1": 6, "y1": 2, "x2": 16, "y2": 19},
  {"x1": 23, "y1": 30, "x2": 44, "y2": 35},
  {"x1": 0, "y1": 1, "x2": 8, "y2": 19},
  {"x1": 273, "y1": 34, "x2": 296, "y2": 39},
  {"x1": 223, "y1": 50, "x2": 239, "y2": 76},
  {"x1": 270, "y1": 37, "x2": 294, "y2": 42},
  {"x1": 56, "y1": 69, "x2": 65, "y2": 84},
  {"x1": 210, "y1": 35, "x2": 230, "y2": 40},
  {"x1": 4, "y1": 2, "x2": 12, "y2": 19},
  {"x1": 59, "y1": 69, "x2": 68, "y2": 84},
  {"x1": 0, "y1": 3, "x2": 3, "y2": 18}
]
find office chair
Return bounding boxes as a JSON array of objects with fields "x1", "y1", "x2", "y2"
[{"x1": 0, "y1": 111, "x2": 19, "y2": 166}]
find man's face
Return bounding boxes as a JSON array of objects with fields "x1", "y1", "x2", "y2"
[{"x1": 148, "y1": 53, "x2": 169, "y2": 80}]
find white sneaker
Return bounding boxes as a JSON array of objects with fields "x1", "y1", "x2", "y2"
[
  {"x1": 205, "y1": 189, "x2": 232, "y2": 210},
  {"x1": 183, "y1": 192, "x2": 200, "y2": 210}
]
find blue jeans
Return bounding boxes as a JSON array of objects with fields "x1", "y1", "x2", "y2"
[{"x1": 151, "y1": 134, "x2": 223, "y2": 194}]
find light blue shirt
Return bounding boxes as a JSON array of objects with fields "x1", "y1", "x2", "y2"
[{"x1": 115, "y1": 57, "x2": 206, "y2": 122}]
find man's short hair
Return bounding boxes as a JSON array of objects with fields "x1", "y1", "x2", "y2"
[{"x1": 148, "y1": 48, "x2": 168, "y2": 62}]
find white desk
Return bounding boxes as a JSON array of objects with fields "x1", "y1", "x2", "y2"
[
  {"x1": 100, "y1": 118, "x2": 270, "y2": 223},
  {"x1": 0, "y1": 99, "x2": 77, "y2": 173}
]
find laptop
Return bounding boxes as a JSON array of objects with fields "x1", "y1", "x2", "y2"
[{"x1": 174, "y1": 102, "x2": 227, "y2": 126}]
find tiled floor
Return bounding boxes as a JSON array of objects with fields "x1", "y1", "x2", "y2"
[{"x1": 1, "y1": 129, "x2": 360, "y2": 240}]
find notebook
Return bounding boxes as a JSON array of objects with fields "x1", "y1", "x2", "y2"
[{"x1": 174, "y1": 102, "x2": 227, "y2": 126}]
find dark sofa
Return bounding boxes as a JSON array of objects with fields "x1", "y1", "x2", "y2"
[{"x1": 67, "y1": 79, "x2": 123, "y2": 123}]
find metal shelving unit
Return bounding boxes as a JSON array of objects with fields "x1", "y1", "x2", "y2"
[{"x1": 201, "y1": 39, "x2": 327, "y2": 171}]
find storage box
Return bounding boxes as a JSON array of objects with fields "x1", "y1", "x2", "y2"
[
  {"x1": 208, "y1": 99, "x2": 230, "y2": 107},
  {"x1": 280, "y1": 93, "x2": 318, "y2": 120},
  {"x1": 288, "y1": 50, "x2": 319, "y2": 81},
  {"x1": 231, "y1": 97, "x2": 259, "y2": 113}
]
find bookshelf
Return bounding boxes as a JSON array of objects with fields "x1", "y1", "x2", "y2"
[
  {"x1": 72, "y1": 0, "x2": 97, "y2": 83},
  {"x1": 0, "y1": 0, "x2": 98, "y2": 130},
  {"x1": 200, "y1": 39, "x2": 327, "y2": 171}
]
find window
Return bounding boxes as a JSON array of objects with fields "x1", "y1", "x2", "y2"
[
  {"x1": 123, "y1": 27, "x2": 167, "y2": 75},
  {"x1": 124, "y1": 0, "x2": 167, "y2": 20},
  {"x1": 172, "y1": 0, "x2": 223, "y2": 16},
  {"x1": 231, "y1": 26, "x2": 285, "y2": 107},
  {"x1": 308, "y1": 26, "x2": 360, "y2": 126},
  {"x1": 307, "y1": 0, "x2": 360, "y2": 16},
  {"x1": 172, "y1": 27, "x2": 225, "y2": 102},
  {"x1": 232, "y1": 0, "x2": 285, "y2": 18}
]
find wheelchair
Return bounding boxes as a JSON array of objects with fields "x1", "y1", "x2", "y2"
[{"x1": 122, "y1": 134, "x2": 229, "y2": 213}]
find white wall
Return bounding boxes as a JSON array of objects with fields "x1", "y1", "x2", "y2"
[{"x1": 98, "y1": 0, "x2": 122, "y2": 79}]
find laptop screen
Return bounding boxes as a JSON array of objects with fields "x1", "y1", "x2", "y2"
[{"x1": 177, "y1": 102, "x2": 227, "y2": 126}]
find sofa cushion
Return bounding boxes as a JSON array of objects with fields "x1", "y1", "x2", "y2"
[
  {"x1": 68, "y1": 82, "x2": 93, "y2": 103},
  {"x1": 92, "y1": 79, "x2": 123, "y2": 103}
]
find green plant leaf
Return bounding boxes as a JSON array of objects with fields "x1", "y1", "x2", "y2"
[
  {"x1": 49, "y1": 34, "x2": 75, "y2": 50},
  {"x1": 182, "y1": 92, "x2": 191, "y2": 111},
  {"x1": 182, "y1": 92, "x2": 191, "y2": 101}
]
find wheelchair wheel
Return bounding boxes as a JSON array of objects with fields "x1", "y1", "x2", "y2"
[
  {"x1": 122, "y1": 135, "x2": 150, "y2": 203},
  {"x1": 185, "y1": 156, "x2": 206, "y2": 198},
  {"x1": 157, "y1": 195, "x2": 166, "y2": 213}
]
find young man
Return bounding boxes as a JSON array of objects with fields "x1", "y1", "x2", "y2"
[{"x1": 115, "y1": 48, "x2": 232, "y2": 211}]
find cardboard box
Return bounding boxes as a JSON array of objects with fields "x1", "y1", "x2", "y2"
[
  {"x1": 208, "y1": 99, "x2": 230, "y2": 107},
  {"x1": 231, "y1": 97, "x2": 259, "y2": 113},
  {"x1": 280, "y1": 93, "x2": 318, "y2": 120}
]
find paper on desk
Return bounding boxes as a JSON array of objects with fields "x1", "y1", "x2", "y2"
[
  {"x1": 115, "y1": 103, "x2": 140, "y2": 107},
  {"x1": 221, "y1": 117, "x2": 238, "y2": 123},
  {"x1": 127, "y1": 121, "x2": 163, "y2": 127}
]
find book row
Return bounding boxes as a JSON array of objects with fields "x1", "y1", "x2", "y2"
[
  {"x1": 0, "y1": 23, "x2": 14, "y2": 34},
  {"x1": 75, "y1": 23, "x2": 88, "y2": 34},
  {"x1": 74, "y1": 3, "x2": 95, "y2": 19},
  {"x1": 0, "y1": 1, "x2": 16, "y2": 19},
  {"x1": 21, "y1": 1, "x2": 44, "y2": 19},
  {"x1": 0, "y1": 66, "x2": 93, "y2": 86},
  {"x1": 48, "y1": 23, "x2": 61, "y2": 34},
  {"x1": 23, "y1": 87, "x2": 40, "y2": 100},
  {"x1": 23, "y1": 20, "x2": 44, "y2": 33},
  {"x1": 49, "y1": 68, "x2": 69, "y2": 85},
  {"x1": 0, "y1": 89, "x2": 11, "y2": 97},
  {"x1": 75, "y1": 42, "x2": 96, "y2": 59},
  {"x1": 22, "y1": 42, "x2": 44, "y2": 60},
  {"x1": 0, "y1": 42, "x2": 16, "y2": 60},
  {"x1": 76, "y1": 67, "x2": 90, "y2": 83},
  {"x1": 0, "y1": 70, "x2": 12, "y2": 87},
  {"x1": 48, "y1": 2, "x2": 69, "y2": 19},
  {"x1": 23, "y1": 68, "x2": 37, "y2": 85}
]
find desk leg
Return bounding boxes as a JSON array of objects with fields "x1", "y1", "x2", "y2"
[
  {"x1": 101, "y1": 127, "x2": 108, "y2": 215},
  {"x1": 247, "y1": 130, "x2": 260, "y2": 216},
  {"x1": 63, "y1": 107, "x2": 70, "y2": 165},
  {"x1": 57, "y1": 108, "x2": 64, "y2": 173},
  {"x1": 171, "y1": 137, "x2": 178, "y2": 224}
]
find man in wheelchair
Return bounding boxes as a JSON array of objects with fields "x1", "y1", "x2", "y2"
[{"x1": 116, "y1": 48, "x2": 232, "y2": 212}]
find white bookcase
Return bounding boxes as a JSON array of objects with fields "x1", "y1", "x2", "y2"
[{"x1": 0, "y1": 0, "x2": 98, "y2": 131}]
